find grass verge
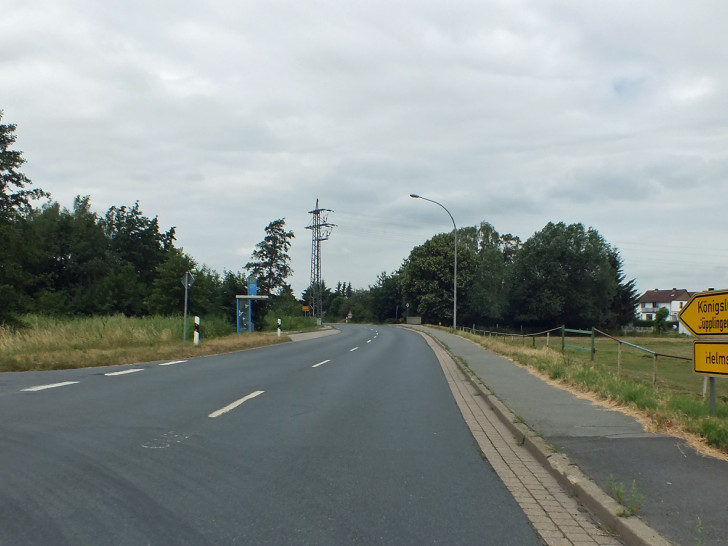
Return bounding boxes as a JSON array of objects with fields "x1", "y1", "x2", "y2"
[
  {"x1": 0, "y1": 314, "x2": 290, "y2": 372},
  {"x1": 456, "y1": 330, "x2": 728, "y2": 455}
]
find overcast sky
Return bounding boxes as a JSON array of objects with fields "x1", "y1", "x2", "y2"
[{"x1": 2, "y1": 1, "x2": 727, "y2": 299}]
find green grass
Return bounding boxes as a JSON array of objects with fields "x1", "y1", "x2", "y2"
[
  {"x1": 457, "y1": 330, "x2": 728, "y2": 452},
  {"x1": 607, "y1": 475, "x2": 645, "y2": 517}
]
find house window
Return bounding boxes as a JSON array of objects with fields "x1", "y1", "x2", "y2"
[{"x1": 647, "y1": 314, "x2": 653, "y2": 321}]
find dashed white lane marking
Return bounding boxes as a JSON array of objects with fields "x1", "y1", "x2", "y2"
[
  {"x1": 209, "y1": 390, "x2": 265, "y2": 418},
  {"x1": 22, "y1": 381, "x2": 79, "y2": 392},
  {"x1": 104, "y1": 369, "x2": 143, "y2": 376},
  {"x1": 350, "y1": 347, "x2": 359, "y2": 352},
  {"x1": 159, "y1": 360, "x2": 187, "y2": 366},
  {"x1": 312, "y1": 360, "x2": 331, "y2": 368},
  {"x1": 367, "y1": 340, "x2": 372, "y2": 343}
]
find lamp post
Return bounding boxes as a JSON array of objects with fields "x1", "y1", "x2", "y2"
[{"x1": 410, "y1": 194, "x2": 457, "y2": 329}]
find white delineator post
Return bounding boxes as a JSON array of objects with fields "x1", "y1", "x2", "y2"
[
  {"x1": 277, "y1": 318, "x2": 282, "y2": 337},
  {"x1": 194, "y1": 316, "x2": 200, "y2": 346}
]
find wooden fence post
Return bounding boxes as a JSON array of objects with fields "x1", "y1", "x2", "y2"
[
  {"x1": 617, "y1": 343, "x2": 622, "y2": 376},
  {"x1": 590, "y1": 328, "x2": 595, "y2": 362}
]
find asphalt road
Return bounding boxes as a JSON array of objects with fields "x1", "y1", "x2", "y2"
[{"x1": 0, "y1": 324, "x2": 541, "y2": 545}]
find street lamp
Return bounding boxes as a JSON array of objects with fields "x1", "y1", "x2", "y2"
[{"x1": 410, "y1": 194, "x2": 458, "y2": 329}]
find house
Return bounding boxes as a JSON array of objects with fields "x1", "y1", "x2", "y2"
[{"x1": 636, "y1": 288, "x2": 695, "y2": 334}]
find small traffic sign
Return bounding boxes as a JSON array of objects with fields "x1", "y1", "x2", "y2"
[
  {"x1": 181, "y1": 271, "x2": 195, "y2": 289},
  {"x1": 678, "y1": 289, "x2": 728, "y2": 337},
  {"x1": 693, "y1": 341, "x2": 728, "y2": 377}
]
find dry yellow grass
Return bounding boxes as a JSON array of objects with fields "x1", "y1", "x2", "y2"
[
  {"x1": 0, "y1": 315, "x2": 289, "y2": 371},
  {"x1": 1, "y1": 333, "x2": 289, "y2": 371}
]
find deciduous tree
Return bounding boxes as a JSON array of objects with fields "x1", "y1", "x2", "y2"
[
  {"x1": 508, "y1": 222, "x2": 617, "y2": 328},
  {"x1": 400, "y1": 231, "x2": 477, "y2": 324}
]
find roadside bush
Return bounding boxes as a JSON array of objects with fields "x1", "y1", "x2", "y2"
[
  {"x1": 620, "y1": 383, "x2": 658, "y2": 410},
  {"x1": 572, "y1": 365, "x2": 604, "y2": 390},
  {"x1": 263, "y1": 314, "x2": 318, "y2": 332},
  {"x1": 549, "y1": 364, "x2": 566, "y2": 380},
  {"x1": 699, "y1": 419, "x2": 728, "y2": 449},
  {"x1": 668, "y1": 396, "x2": 709, "y2": 419}
]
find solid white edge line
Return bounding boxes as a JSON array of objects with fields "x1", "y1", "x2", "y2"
[
  {"x1": 350, "y1": 347, "x2": 359, "y2": 352},
  {"x1": 22, "y1": 381, "x2": 79, "y2": 392},
  {"x1": 209, "y1": 390, "x2": 265, "y2": 418},
  {"x1": 159, "y1": 360, "x2": 187, "y2": 366},
  {"x1": 104, "y1": 369, "x2": 144, "y2": 376},
  {"x1": 312, "y1": 359, "x2": 331, "y2": 368}
]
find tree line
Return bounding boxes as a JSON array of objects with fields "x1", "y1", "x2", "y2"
[
  {"x1": 1, "y1": 110, "x2": 638, "y2": 330},
  {"x1": 290, "y1": 221, "x2": 637, "y2": 331},
  {"x1": 0, "y1": 111, "x2": 252, "y2": 325}
]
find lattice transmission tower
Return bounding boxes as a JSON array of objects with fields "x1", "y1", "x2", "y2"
[{"x1": 306, "y1": 199, "x2": 335, "y2": 323}]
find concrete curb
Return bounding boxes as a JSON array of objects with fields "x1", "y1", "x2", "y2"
[
  {"x1": 433, "y1": 335, "x2": 672, "y2": 546},
  {"x1": 288, "y1": 326, "x2": 340, "y2": 342}
]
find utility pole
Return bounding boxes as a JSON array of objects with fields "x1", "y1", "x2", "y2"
[{"x1": 306, "y1": 199, "x2": 335, "y2": 324}]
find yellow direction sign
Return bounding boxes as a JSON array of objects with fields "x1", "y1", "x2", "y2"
[
  {"x1": 678, "y1": 289, "x2": 728, "y2": 337},
  {"x1": 694, "y1": 341, "x2": 728, "y2": 376}
]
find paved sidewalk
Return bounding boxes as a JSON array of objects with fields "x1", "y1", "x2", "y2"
[
  {"x1": 417, "y1": 330, "x2": 622, "y2": 546},
  {"x1": 411, "y1": 326, "x2": 728, "y2": 546}
]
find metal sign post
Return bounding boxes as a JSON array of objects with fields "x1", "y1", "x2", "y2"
[{"x1": 181, "y1": 272, "x2": 195, "y2": 344}]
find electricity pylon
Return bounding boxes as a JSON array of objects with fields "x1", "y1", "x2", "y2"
[{"x1": 306, "y1": 199, "x2": 335, "y2": 323}]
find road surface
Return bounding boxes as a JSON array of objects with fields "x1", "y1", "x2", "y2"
[{"x1": 0, "y1": 324, "x2": 540, "y2": 545}]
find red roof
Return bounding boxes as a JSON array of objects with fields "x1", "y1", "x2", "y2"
[{"x1": 638, "y1": 289, "x2": 694, "y2": 304}]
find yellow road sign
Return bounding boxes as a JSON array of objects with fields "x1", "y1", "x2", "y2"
[
  {"x1": 678, "y1": 289, "x2": 728, "y2": 337},
  {"x1": 694, "y1": 341, "x2": 728, "y2": 376}
]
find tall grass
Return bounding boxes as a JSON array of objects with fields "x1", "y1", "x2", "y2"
[{"x1": 0, "y1": 314, "x2": 284, "y2": 372}]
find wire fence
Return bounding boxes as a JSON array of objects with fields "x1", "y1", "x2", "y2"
[{"x1": 459, "y1": 324, "x2": 696, "y2": 391}]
